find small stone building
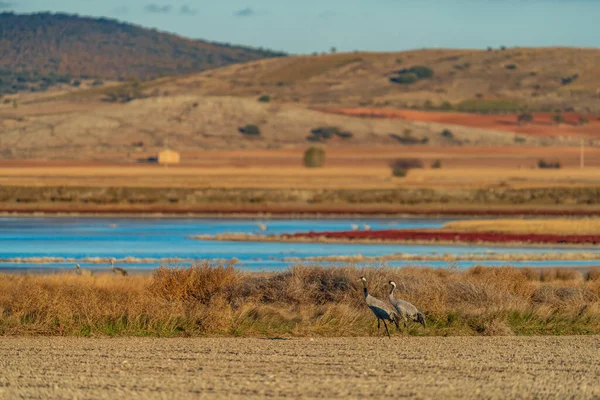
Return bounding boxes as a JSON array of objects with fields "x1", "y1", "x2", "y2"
[{"x1": 157, "y1": 149, "x2": 180, "y2": 165}]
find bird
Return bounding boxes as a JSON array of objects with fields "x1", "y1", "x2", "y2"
[
  {"x1": 257, "y1": 223, "x2": 268, "y2": 232},
  {"x1": 74, "y1": 264, "x2": 93, "y2": 276},
  {"x1": 351, "y1": 224, "x2": 359, "y2": 231},
  {"x1": 362, "y1": 224, "x2": 371, "y2": 231},
  {"x1": 359, "y1": 276, "x2": 400, "y2": 338},
  {"x1": 110, "y1": 260, "x2": 128, "y2": 276},
  {"x1": 388, "y1": 281, "x2": 426, "y2": 330}
]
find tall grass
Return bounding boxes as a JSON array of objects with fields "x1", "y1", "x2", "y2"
[
  {"x1": 443, "y1": 218, "x2": 600, "y2": 235},
  {"x1": 1, "y1": 263, "x2": 600, "y2": 337}
]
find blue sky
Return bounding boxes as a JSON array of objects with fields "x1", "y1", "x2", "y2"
[{"x1": 2, "y1": 0, "x2": 599, "y2": 54}]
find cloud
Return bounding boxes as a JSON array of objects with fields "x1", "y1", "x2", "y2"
[
  {"x1": 144, "y1": 4, "x2": 172, "y2": 14},
  {"x1": 180, "y1": 5, "x2": 197, "y2": 15},
  {"x1": 233, "y1": 7, "x2": 255, "y2": 17},
  {"x1": 0, "y1": 1, "x2": 14, "y2": 10}
]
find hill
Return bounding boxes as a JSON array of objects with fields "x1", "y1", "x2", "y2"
[
  {"x1": 1, "y1": 48, "x2": 600, "y2": 160},
  {"x1": 0, "y1": 12, "x2": 285, "y2": 95},
  {"x1": 152, "y1": 48, "x2": 600, "y2": 113}
]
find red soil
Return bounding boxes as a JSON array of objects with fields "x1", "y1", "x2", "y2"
[
  {"x1": 318, "y1": 108, "x2": 600, "y2": 138},
  {"x1": 284, "y1": 229, "x2": 600, "y2": 245}
]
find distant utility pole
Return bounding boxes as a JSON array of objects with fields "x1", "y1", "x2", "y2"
[{"x1": 580, "y1": 138, "x2": 585, "y2": 169}]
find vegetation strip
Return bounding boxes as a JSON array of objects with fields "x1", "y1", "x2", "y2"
[{"x1": 2, "y1": 264, "x2": 600, "y2": 337}]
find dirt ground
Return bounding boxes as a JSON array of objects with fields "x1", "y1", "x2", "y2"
[
  {"x1": 1, "y1": 337, "x2": 599, "y2": 399},
  {"x1": 322, "y1": 108, "x2": 600, "y2": 138}
]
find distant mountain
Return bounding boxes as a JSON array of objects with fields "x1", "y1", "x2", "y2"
[{"x1": 0, "y1": 12, "x2": 285, "y2": 84}]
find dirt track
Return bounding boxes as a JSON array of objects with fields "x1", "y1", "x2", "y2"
[{"x1": 1, "y1": 337, "x2": 599, "y2": 399}]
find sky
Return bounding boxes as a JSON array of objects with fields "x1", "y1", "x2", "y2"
[{"x1": 1, "y1": 0, "x2": 599, "y2": 54}]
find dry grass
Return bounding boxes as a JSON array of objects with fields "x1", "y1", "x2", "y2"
[
  {"x1": 444, "y1": 218, "x2": 600, "y2": 235},
  {"x1": 1, "y1": 264, "x2": 600, "y2": 337}
]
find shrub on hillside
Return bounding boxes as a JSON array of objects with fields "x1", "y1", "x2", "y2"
[
  {"x1": 239, "y1": 124, "x2": 261, "y2": 136},
  {"x1": 538, "y1": 159, "x2": 561, "y2": 169},
  {"x1": 431, "y1": 159, "x2": 442, "y2": 169},
  {"x1": 308, "y1": 127, "x2": 352, "y2": 141},
  {"x1": 303, "y1": 147, "x2": 326, "y2": 168},
  {"x1": 258, "y1": 95, "x2": 270, "y2": 103},
  {"x1": 552, "y1": 114, "x2": 565, "y2": 125},
  {"x1": 389, "y1": 73, "x2": 419, "y2": 85},
  {"x1": 505, "y1": 64, "x2": 517, "y2": 70},
  {"x1": 389, "y1": 65, "x2": 433, "y2": 85},
  {"x1": 561, "y1": 74, "x2": 579, "y2": 85},
  {"x1": 579, "y1": 116, "x2": 589, "y2": 125},
  {"x1": 390, "y1": 158, "x2": 424, "y2": 170},
  {"x1": 441, "y1": 129, "x2": 454, "y2": 139},
  {"x1": 517, "y1": 113, "x2": 534, "y2": 125}
]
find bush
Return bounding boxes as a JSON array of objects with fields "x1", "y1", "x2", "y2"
[
  {"x1": 538, "y1": 159, "x2": 561, "y2": 169},
  {"x1": 239, "y1": 124, "x2": 261, "y2": 136},
  {"x1": 440, "y1": 101, "x2": 453, "y2": 111},
  {"x1": 308, "y1": 127, "x2": 352, "y2": 141},
  {"x1": 392, "y1": 167, "x2": 408, "y2": 178},
  {"x1": 91, "y1": 79, "x2": 104, "y2": 87},
  {"x1": 552, "y1": 114, "x2": 565, "y2": 125},
  {"x1": 71, "y1": 80, "x2": 81, "y2": 87},
  {"x1": 431, "y1": 159, "x2": 442, "y2": 169},
  {"x1": 517, "y1": 113, "x2": 533, "y2": 125},
  {"x1": 505, "y1": 64, "x2": 517, "y2": 70},
  {"x1": 441, "y1": 129, "x2": 454, "y2": 139},
  {"x1": 579, "y1": 116, "x2": 589, "y2": 125},
  {"x1": 303, "y1": 147, "x2": 326, "y2": 168},
  {"x1": 389, "y1": 73, "x2": 418, "y2": 85},
  {"x1": 258, "y1": 95, "x2": 270, "y2": 103},
  {"x1": 561, "y1": 74, "x2": 579, "y2": 85},
  {"x1": 389, "y1": 65, "x2": 433, "y2": 85},
  {"x1": 390, "y1": 158, "x2": 424, "y2": 170},
  {"x1": 407, "y1": 66, "x2": 434, "y2": 79}
]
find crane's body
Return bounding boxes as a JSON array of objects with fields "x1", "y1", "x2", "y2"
[
  {"x1": 360, "y1": 277, "x2": 400, "y2": 338},
  {"x1": 110, "y1": 260, "x2": 128, "y2": 276},
  {"x1": 388, "y1": 281, "x2": 426, "y2": 329}
]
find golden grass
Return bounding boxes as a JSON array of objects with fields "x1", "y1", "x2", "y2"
[
  {"x1": 2, "y1": 264, "x2": 600, "y2": 337},
  {"x1": 444, "y1": 218, "x2": 600, "y2": 235}
]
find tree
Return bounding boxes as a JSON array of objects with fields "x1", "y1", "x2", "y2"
[
  {"x1": 303, "y1": 147, "x2": 326, "y2": 168},
  {"x1": 552, "y1": 114, "x2": 565, "y2": 125},
  {"x1": 517, "y1": 113, "x2": 534, "y2": 125}
]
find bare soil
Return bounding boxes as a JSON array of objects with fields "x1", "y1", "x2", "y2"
[{"x1": 1, "y1": 337, "x2": 599, "y2": 399}]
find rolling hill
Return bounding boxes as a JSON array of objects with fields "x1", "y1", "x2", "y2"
[
  {"x1": 0, "y1": 12, "x2": 285, "y2": 94},
  {"x1": 1, "y1": 48, "x2": 600, "y2": 160}
]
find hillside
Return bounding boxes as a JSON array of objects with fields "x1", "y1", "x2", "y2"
[
  {"x1": 1, "y1": 48, "x2": 600, "y2": 160},
  {"x1": 0, "y1": 12, "x2": 284, "y2": 94},
  {"x1": 153, "y1": 48, "x2": 600, "y2": 113}
]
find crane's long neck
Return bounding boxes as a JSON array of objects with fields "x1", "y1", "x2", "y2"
[
  {"x1": 389, "y1": 284, "x2": 396, "y2": 297},
  {"x1": 362, "y1": 281, "x2": 368, "y2": 298}
]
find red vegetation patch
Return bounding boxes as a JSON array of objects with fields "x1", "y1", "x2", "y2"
[
  {"x1": 283, "y1": 229, "x2": 600, "y2": 245},
  {"x1": 318, "y1": 108, "x2": 600, "y2": 138}
]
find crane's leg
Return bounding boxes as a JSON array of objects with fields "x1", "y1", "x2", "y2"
[{"x1": 382, "y1": 320, "x2": 391, "y2": 338}]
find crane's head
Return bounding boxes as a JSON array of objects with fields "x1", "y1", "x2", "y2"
[
  {"x1": 358, "y1": 276, "x2": 367, "y2": 282},
  {"x1": 389, "y1": 281, "x2": 397, "y2": 288},
  {"x1": 75, "y1": 264, "x2": 80, "y2": 270}
]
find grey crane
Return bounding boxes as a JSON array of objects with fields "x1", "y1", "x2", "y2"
[
  {"x1": 110, "y1": 260, "x2": 128, "y2": 276},
  {"x1": 74, "y1": 264, "x2": 93, "y2": 276},
  {"x1": 388, "y1": 281, "x2": 426, "y2": 329},
  {"x1": 359, "y1": 276, "x2": 400, "y2": 338}
]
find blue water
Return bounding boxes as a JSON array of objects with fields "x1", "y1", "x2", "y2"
[{"x1": 1, "y1": 217, "x2": 599, "y2": 272}]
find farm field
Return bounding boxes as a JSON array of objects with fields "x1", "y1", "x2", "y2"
[{"x1": 2, "y1": 336, "x2": 599, "y2": 399}]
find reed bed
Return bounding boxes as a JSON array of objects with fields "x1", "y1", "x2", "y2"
[
  {"x1": 443, "y1": 218, "x2": 600, "y2": 235},
  {"x1": 1, "y1": 263, "x2": 600, "y2": 337}
]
